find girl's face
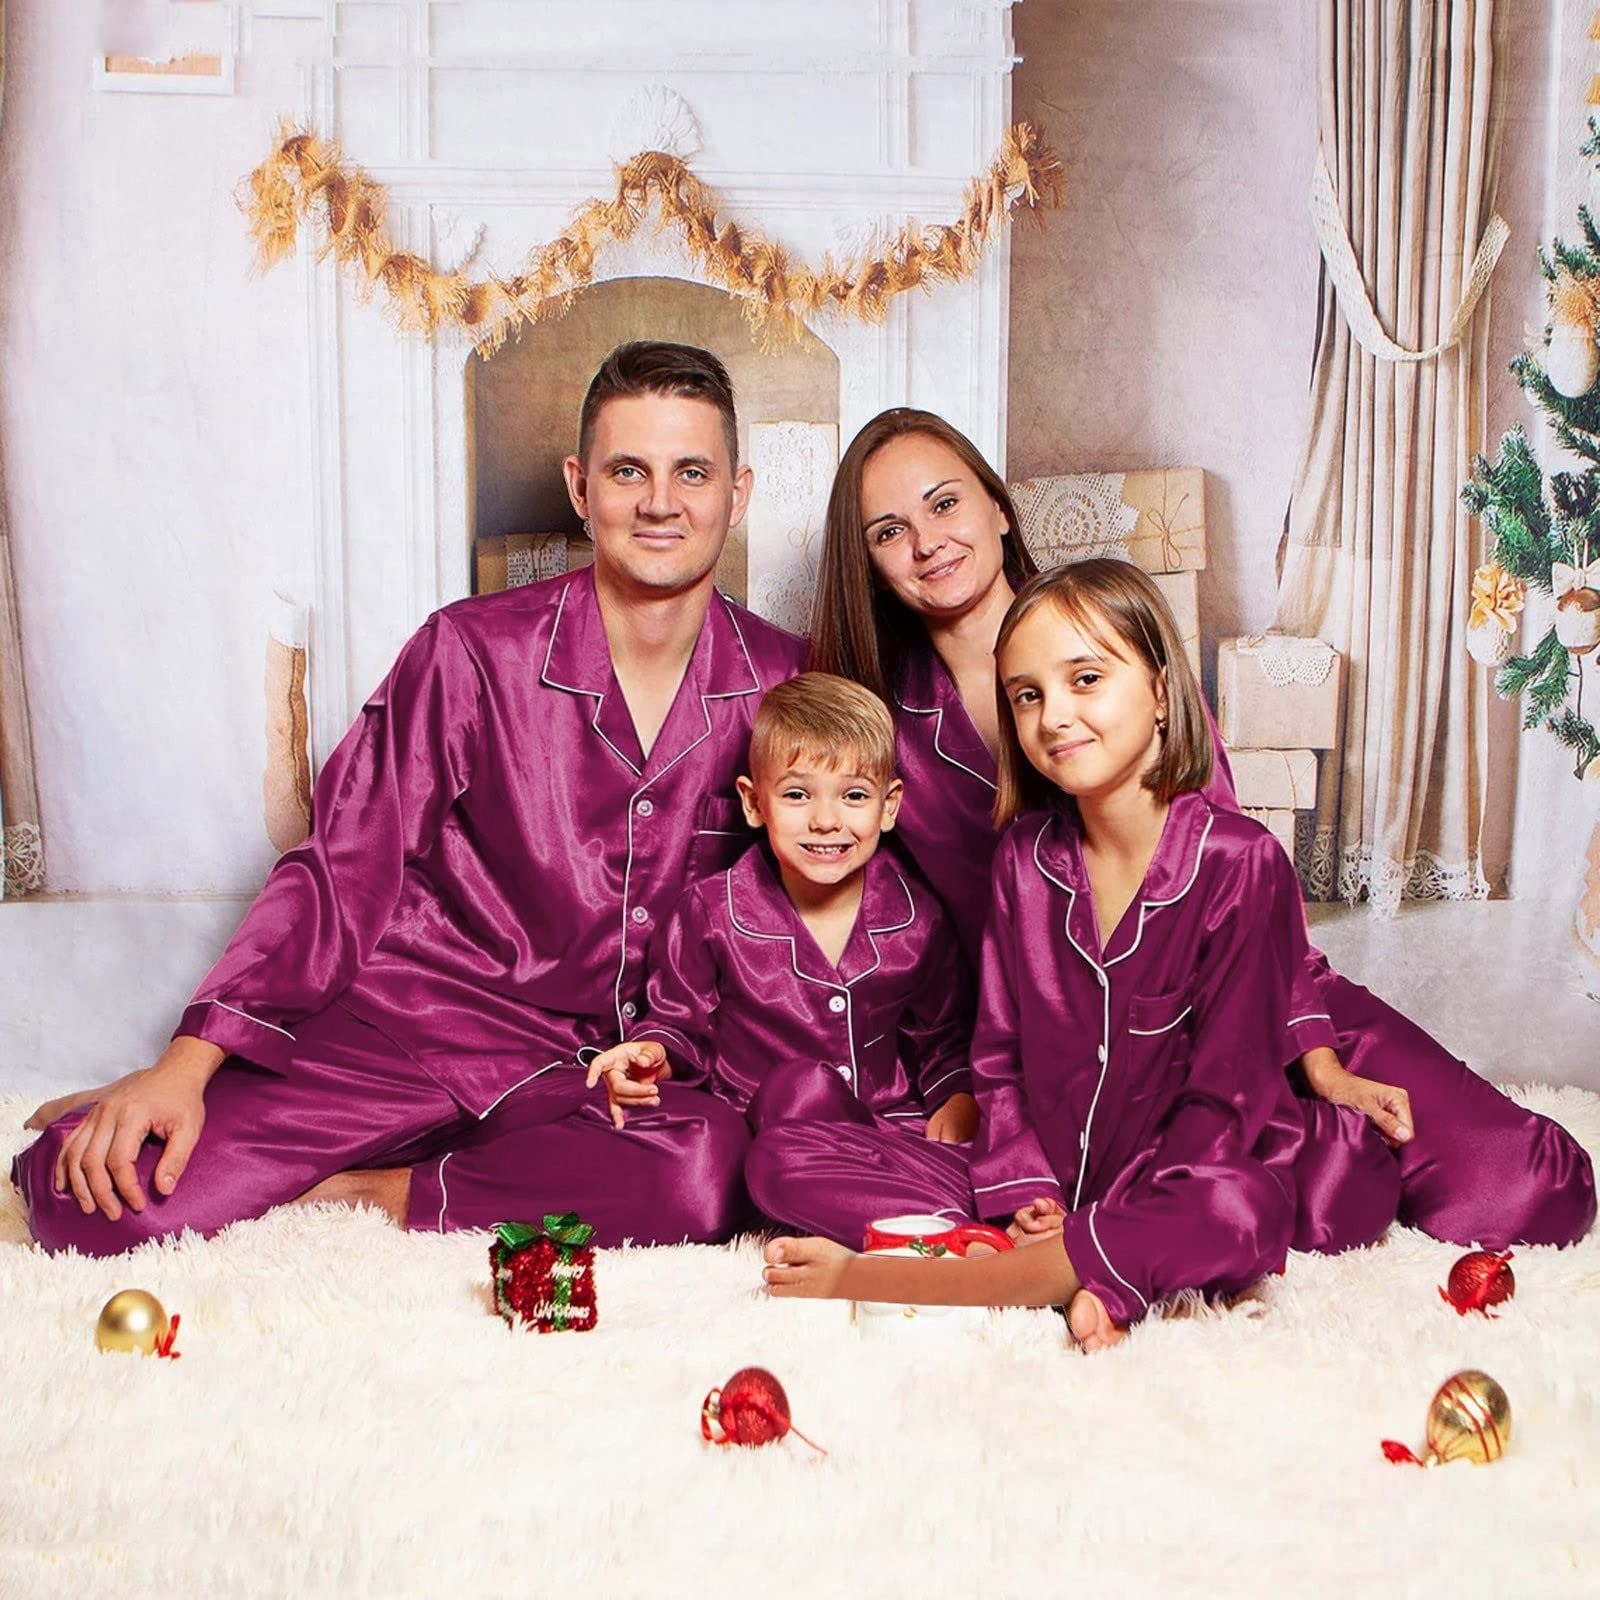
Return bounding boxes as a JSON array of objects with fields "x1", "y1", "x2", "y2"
[
  {"x1": 998, "y1": 601, "x2": 1166, "y2": 803},
  {"x1": 858, "y1": 432, "x2": 1012, "y2": 620}
]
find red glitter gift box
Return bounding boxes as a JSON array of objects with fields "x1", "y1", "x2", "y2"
[{"x1": 490, "y1": 1214, "x2": 597, "y2": 1333}]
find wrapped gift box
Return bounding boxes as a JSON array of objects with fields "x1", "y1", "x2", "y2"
[
  {"x1": 1216, "y1": 636, "x2": 1342, "y2": 750},
  {"x1": 476, "y1": 533, "x2": 593, "y2": 594},
  {"x1": 1150, "y1": 570, "x2": 1201, "y2": 679},
  {"x1": 1244, "y1": 808, "x2": 1296, "y2": 858},
  {"x1": 1228, "y1": 748, "x2": 1319, "y2": 811},
  {"x1": 490, "y1": 1215, "x2": 597, "y2": 1333},
  {"x1": 1010, "y1": 468, "x2": 1206, "y2": 574}
]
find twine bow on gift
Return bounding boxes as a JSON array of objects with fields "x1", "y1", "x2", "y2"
[{"x1": 1147, "y1": 472, "x2": 1195, "y2": 573}]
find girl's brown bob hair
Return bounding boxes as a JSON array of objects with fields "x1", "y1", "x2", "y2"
[
  {"x1": 992, "y1": 559, "x2": 1214, "y2": 828},
  {"x1": 807, "y1": 408, "x2": 1037, "y2": 704}
]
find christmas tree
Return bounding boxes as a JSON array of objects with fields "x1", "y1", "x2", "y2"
[{"x1": 1462, "y1": 119, "x2": 1600, "y2": 780}]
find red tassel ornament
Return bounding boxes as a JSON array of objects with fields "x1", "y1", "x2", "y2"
[
  {"x1": 1438, "y1": 1250, "x2": 1515, "y2": 1316},
  {"x1": 701, "y1": 1366, "x2": 827, "y2": 1456}
]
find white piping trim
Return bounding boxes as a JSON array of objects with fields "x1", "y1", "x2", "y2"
[
  {"x1": 1103, "y1": 811, "x2": 1216, "y2": 969},
  {"x1": 973, "y1": 1175, "x2": 1062, "y2": 1194},
  {"x1": 883, "y1": 1110, "x2": 926, "y2": 1119},
  {"x1": 893, "y1": 699, "x2": 997, "y2": 792},
  {"x1": 920, "y1": 1066, "x2": 968, "y2": 1096},
  {"x1": 860, "y1": 1033, "x2": 886, "y2": 1049},
  {"x1": 1287, "y1": 1012, "x2": 1332, "y2": 1027},
  {"x1": 539, "y1": 584, "x2": 642, "y2": 776},
  {"x1": 1128, "y1": 1005, "x2": 1192, "y2": 1038},
  {"x1": 435, "y1": 1152, "x2": 452, "y2": 1232},
  {"x1": 210, "y1": 1000, "x2": 296, "y2": 1041},
  {"x1": 477, "y1": 1058, "x2": 567, "y2": 1121},
  {"x1": 845, "y1": 867, "x2": 916, "y2": 989},
  {"x1": 1088, "y1": 1201, "x2": 1149, "y2": 1312},
  {"x1": 727, "y1": 871, "x2": 858, "y2": 1093}
]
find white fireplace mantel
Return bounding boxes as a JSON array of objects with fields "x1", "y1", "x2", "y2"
[{"x1": 284, "y1": 0, "x2": 1023, "y2": 761}]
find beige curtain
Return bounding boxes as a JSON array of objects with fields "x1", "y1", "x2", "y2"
[
  {"x1": 0, "y1": 0, "x2": 45, "y2": 897},
  {"x1": 1278, "y1": 0, "x2": 1504, "y2": 912}
]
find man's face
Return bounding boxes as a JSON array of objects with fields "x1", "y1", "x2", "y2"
[{"x1": 563, "y1": 393, "x2": 752, "y2": 598}]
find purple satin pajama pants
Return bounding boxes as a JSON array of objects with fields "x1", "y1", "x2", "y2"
[
  {"x1": 744, "y1": 1062, "x2": 976, "y2": 1246},
  {"x1": 12, "y1": 1004, "x2": 751, "y2": 1259}
]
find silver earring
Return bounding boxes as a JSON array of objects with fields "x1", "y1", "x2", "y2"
[{"x1": 582, "y1": 518, "x2": 592, "y2": 538}]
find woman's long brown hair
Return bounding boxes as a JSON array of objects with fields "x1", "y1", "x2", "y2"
[{"x1": 807, "y1": 409, "x2": 1036, "y2": 704}]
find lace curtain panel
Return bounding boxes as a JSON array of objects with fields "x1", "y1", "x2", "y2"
[
  {"x1": 1276, "y1": 0, "x2": 1504, "y2": 912},
  {"x1": 0, "y1": 0, "x2": 46, "y2": 898}
]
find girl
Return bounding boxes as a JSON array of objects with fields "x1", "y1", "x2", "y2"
[
  {"x1": 808, "y1": 409, "x2": 1594, "y2": 1254},
  {"x1": 769, "y1": 563, "x2": 1333, "y2": 1347}
]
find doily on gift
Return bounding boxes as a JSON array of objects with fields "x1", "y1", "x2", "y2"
[
  {"x1": 1009, "y1": 474, "x2": 1138, "y2": 568},
  {"x1": 750, "y1": 569, "x2": 818, "y2": 637},
  {"x1": 1237, "y1": 634, "x2": 1338, "y2": 688},
  {"x1": 506, "y1": 537, "x2": 569, "y2": 590},
  {"x1": 1, "y1": 821, "x2": 44, "y2": 898}
]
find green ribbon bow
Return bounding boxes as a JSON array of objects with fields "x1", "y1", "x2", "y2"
[{"x1": 493, "y1": 1214, "x2": 595, "y2": 1333}]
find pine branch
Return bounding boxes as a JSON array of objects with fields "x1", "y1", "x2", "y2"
[
  {"x1": 1581, "y1": 204, "x2": 1600, "y2": 262},
  {"x1": 1497, "y1": 627, "x2": 1566, "y2": 709},
  {"x1": 1551, "y1": 239, "x2": 1600, "y2": 279},
  {"x1": 1462, "y1": 426, "x2": 1559, "y2": 583},
  {"x1": 1580, "y1": 115, "x2": 1600, "y2": 163},
  {"x1": 1547, "y1": 706, "x2": 1600, "y2": 777},
  {"x1": 1516, "y1": 354, "x2": 1600, "y2": 459}
]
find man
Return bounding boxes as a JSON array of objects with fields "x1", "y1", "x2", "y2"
[{"x1": 15, "y1": 341, "x2": 806, "y2": 1255}]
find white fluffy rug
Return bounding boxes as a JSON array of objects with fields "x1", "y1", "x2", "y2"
[{"x1": 2, "y1": 1088, "x2": 1598, "y2": 1600}]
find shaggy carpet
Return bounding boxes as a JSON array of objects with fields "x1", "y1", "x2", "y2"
[{"x1": 1, "y1": 1088, "x2": 1597, "y2": 1600}]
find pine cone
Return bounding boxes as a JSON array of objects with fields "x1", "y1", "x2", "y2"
[{"x1": 1550, "y1": 471, "x2": 1599, "y2": 519}]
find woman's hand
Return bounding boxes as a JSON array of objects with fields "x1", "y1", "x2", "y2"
[
  {"x1": 762, "y1": 1236, "x2": 856, "y2": 1298},
  {"x1": 1301, "y1": 1046, "x2": 1413, "y2": 1146},
  {"x1": 1007, "y1": 1194, "x2": 1066, "y2": 1245},
  {"x1": 584, "y1": 1039, "x2": 671, "y2": 1130},
  {"x1": 924, "y1": 1092, "x2": 979, "y2": 1143}
]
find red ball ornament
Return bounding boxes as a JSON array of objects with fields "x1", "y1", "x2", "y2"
[
  {"x1": 701, "y1": 1367, "x2": 826, "y2": 1456},
  {"x1": 1438, "y1": 1250, "x2": 1515, "y2": 1317}
]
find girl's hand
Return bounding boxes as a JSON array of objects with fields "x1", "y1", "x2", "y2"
[
  {"x1": 762, "y1": 1236, "x2": 855, "y2": 1299},
  {"x1": 924, "y1": 1092, "x2": 979, "y2": 1143},
  {"x1": 584, "y1": 1040, "x2": 671, "y2": 1130},
  {"x1": 1300, "y1": 1047, "x2": 1413, "y2": 1146},
  {"x1": 1007, "y1": 1194, "x2": 1066, "y2": 1244}
]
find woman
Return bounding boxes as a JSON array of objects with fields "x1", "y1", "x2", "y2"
[{"x1": 807, "y1": 408, "x2": 1594, "y2": 1253}]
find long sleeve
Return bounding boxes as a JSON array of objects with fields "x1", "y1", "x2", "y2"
[
  {"x1": 173, "y1": 612, "x2": 484, "y2": 1071},
  {"x1": 896, "y1": 902, "x2": 975, "y2": 1113},
  {"x1": 967, "y1": 844, "x2": 1067, "y2": 1221},
  {"x1": 634, "y1": 884, "x2": 721, "y2": 1090},
  {"x1": 1136, "y1": 838, "x2": 1302, "y2": 1175}
]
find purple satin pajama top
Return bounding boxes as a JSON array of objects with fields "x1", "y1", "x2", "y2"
[
  {"x1": 638, "y1": 846, "x2": 973, "y2": 1117},
  {"x1": 968, "y1": 793, "x2": 1308, "y2": 1232},
  {"x1": 174, "y1": 568, "x2": 806, "y2": 1115},
  {"x1": 891, "y1": 638, "x2": 1338, "y2": 1061}
]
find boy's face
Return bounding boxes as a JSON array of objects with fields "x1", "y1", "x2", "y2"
[{"x1": 736, "y1": 753, "x2": 903, "y2": 891}]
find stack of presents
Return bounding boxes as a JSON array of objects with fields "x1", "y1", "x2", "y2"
[
  {"x1": 474, "y1": 465, "x2": 1342, "y2": 877},
  {"x1": 1009, "y1": 469, "x2": 1341, "y2": 868}
]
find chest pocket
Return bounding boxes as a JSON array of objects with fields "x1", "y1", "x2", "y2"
[
  {"x1": 1126, "y1": 979, "x2": 1195, "y2": 1088},
  {"x1": 688, "y1": 792, "x2": 752, "y2": 881}
]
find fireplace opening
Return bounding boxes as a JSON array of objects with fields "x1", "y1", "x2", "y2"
[{"x1": 467, "y1": 276, "x2": 840, "y2": 609}]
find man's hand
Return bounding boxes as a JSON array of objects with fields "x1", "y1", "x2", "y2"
[
  {"x1": 25, "y1": 1085, "x2": 107, "y2": 1131},
  {"x1": 1301, "y1": 1046, "x2": 1413, "y2": 1146},
  {"x1": 1007, "y1": 1194, "x2": 1066, "y2": 1245},
  {"x1": 762, "y1": 1235, "x2": 855, "y2": 1298},
  {"x1": 53, "y1": 1037, "x2": 224, "y2": 1220},
  {"x1": 924, "y1": 1092, "x2": 979, "y2": 1144},
  {"x1": 584, "y1": 1039, "x2": 671, "y2": 1130}
]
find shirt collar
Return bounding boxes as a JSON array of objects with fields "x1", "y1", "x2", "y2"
[{"x1": 1033, "y1": 789, "x2": 1214, "y2": 908}]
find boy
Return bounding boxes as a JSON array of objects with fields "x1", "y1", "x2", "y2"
[{"x1": 585, "y1": 673, "x2": 982, "y2": 1245}]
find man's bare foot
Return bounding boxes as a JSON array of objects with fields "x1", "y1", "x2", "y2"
[
  {"x1": 1066, "y1": 1287, "x2": 1126, "y2": 1353},
  {"x1": 294, "y1": 1167, "x2": 410, "y2": 1226}
]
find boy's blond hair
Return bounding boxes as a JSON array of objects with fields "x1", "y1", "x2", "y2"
[{"x1": 749, "y1": 673, "x2": 897, "y2": 784}]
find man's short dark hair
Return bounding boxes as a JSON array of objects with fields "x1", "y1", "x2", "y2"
[{"x1": 577, "y1": 341, "x2": 740, "y2": 468}]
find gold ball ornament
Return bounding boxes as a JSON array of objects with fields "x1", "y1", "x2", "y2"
[
  {"x1": 94, "y1": 1289, "x2": 170, "y2": 1355},
  {"x1": 1383, "y1": 1369, "x2": 1512, "y2": 1467}
]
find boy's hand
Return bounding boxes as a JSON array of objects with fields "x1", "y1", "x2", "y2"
[
  {"x1": 763, "y1": 1235, "x2": 856, "y2": 1298},
  {"x1": 584, "y1": 1040, "x2": 671, "y2": 1130},
  {"x1": 924, "y1": 1092, "x2": 979, "y2": 1144},
  {"x1": 1007, "y1": 1194, "x2": 1066, "y2": 1245}
]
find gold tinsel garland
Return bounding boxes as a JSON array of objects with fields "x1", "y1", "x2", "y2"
[{"x1": 242, "y1": 123, "x2": 1063, "y2": 349}]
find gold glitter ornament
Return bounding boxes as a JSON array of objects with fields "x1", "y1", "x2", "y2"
[
  {"x1": 94, "y1": 1290, "x2": 172, "y2": 1356},
  {"x1": 1382, "y1": 1370, "x2": 1512, "y2": 1467}
]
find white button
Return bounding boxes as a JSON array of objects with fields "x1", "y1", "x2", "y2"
[
  {"x1": 836, "y1": 1064, "x2": 851, "y2": 1078},
  {"x1": 631, "y1": 906, "x2": 649, "y2": 924},
  {"x1": 1097, "y1": 1044, "x2": 1107, "y2": 1064},
  {"x1": 828, "y1": 995, "x2": 847, "y2": 1013},
  {"x1": 622, "y1": 1002, "x2": 637, "y2": 1019},
  {"x1": 635, "y1": 799, "x2": 653, "y2": 818},
  {"x1": 1080, "y1": 1130, "x2": 1088, "y2": 1150}
]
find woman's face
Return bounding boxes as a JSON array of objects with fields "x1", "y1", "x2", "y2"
[
  {"x1": 998, "y1": 601, "x2": 1166, "y2": 803},
  {"x1": 858, "y1": 432, "x2": 1012, "y2": 621}
]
